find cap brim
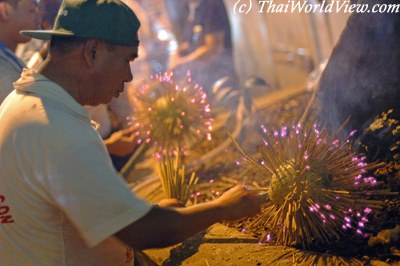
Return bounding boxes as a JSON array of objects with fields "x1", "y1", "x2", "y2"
[{"x1": 20, "y1": 30, "x2": 75, "y2": 41}]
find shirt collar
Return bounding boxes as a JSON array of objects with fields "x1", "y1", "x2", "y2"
[{"x1": 13, "y1": 68, "x2": 91, "y2": 123}]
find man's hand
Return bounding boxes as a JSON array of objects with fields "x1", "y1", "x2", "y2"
[
  {"x1": 157, "y1": 198, "x2": 185, "y2": 208},
  {"x1": 104, "y1": 127, "x2": 138, "y2": 157},
  {"x1": 115, "y1": 185, "x2": 263, "y2": 250},
  {"x1": 213, "y1": 185, "x2": 263, "y2": 221}
]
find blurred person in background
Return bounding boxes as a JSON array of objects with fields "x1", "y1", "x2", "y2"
[
  {"x1": 0, "y1": 0, "x2": 41, "y2": 102},
  {"x1": 164, "y1": 0, "x2": 188, "y2": 46},
  {"x1": 16, "y1": 0, "x2": 60, "y2": 67},
  {"x1": 168, "y1": 0, "x2": 237, "y2": 96}
]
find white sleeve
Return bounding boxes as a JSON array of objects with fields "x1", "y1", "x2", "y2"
[{"x1": 45, "y1": 140, "x2": 151, "y2": 247}]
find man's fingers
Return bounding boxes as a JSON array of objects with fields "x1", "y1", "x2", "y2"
[{"x1": 120, "y1": 126, "x2": 136, "y2": 136}]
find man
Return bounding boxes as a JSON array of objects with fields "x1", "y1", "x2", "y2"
[
  {"x1": 169, "y1": 0, "x2": 236, "y2": 95},
  {"x1": 0, "y1": 0, "x2": 262, "y2": 265},
  {"x1": 17, "y1": 0, "x2": 138, "y2": 170},
  {"x1": 0, "y1": 0, "x2": 41, "y2": 102}
]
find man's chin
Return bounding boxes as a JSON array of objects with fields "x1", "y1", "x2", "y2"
[{"x1": 87, "y1": 99, "x2": 112, "y2": 106}]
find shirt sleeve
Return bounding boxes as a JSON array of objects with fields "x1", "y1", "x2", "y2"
[{"x1": 45, "y1": 140, "x2": 151, "y2": 247}]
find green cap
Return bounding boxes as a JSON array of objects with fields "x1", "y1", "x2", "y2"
[{"x1": 20, "y1": 0, "x2": 140, "y2": 46}]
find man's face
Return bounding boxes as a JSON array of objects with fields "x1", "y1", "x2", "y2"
[
  {"x1": 87, "y1": 44, "x2": 138, "y2": 106},
  {"x1": 9, "y1": 0, "x2": 41, "y2": 43}
]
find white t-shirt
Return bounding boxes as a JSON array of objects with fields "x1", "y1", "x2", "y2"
[{"x1": 0, "y1": 69, "x2": 152, "y2": 265}]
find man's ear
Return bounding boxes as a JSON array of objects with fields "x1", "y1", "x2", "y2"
[
  {"x1": 0, "y1": 2, "x2": 13, "y2": 21},
  {"x1": 83, "y1": 39, "x2": 101, "y2": 68}
]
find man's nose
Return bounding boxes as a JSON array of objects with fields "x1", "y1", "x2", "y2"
[{"x1": 125, "y1": 69, "x2": 133, "y2": 83}]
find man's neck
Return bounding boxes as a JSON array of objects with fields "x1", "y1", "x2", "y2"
[{"x1": 39, "y1": 57, "x2": 87, "y2": 106}]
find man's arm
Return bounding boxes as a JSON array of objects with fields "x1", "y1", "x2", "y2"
[
  {"x1": 104, "y1": 126, "x2": 137, "y2": 156},
  {"x1": 168, "y1": 32, "x2": 224, "y2": 70},
  {"x1": 115, "y1": 185, "x2": 262, "y2": 250}
]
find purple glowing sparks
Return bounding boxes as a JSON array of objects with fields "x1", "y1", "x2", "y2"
[
  {"x1": 131, "y1": 72, "x2": 213, "y2": 154},
  {"x1": 236, "y1": 123, "x2": 383, "y2": 247},
  {"x1": 260, "y1": 125, "x2": 267, "y2": 134},
  {"x1": 364, "y1": 208, "x2": 372, "y2": 214},
  {"x1": 349, "y1": 130, "x2": 357, "y2": 137}
]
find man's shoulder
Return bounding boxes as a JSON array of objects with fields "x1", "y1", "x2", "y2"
[{"x1": 3, "y1": 92, "x2": 96, "y2": 143}]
